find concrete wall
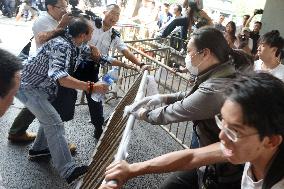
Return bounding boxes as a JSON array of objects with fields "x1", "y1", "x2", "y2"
[{"x1": 261, "y1": 0, "x2": 284, "y2": 35}]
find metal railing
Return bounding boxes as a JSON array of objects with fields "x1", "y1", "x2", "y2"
[
  {"x1": 77, "y1": 38, "x2": 194, "y2": 188},
  {"x1": 108, "y1": 38, "x2": 195, "y2": 148}
]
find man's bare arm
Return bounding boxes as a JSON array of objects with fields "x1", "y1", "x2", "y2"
[
  {"x1": 35, "y1": 13, "x2": 73, "y2": 46},
  {"x1": 121, "y1": 49, "x2": 151, "y2": 71},
  {"x1": 103, "y1": 142, "x2": 226, "y2": 188},
  {"x1": 121, "y1": 49, "x2": 141, "y2": 66},
  {"x1": 128, "y1": 142, "x2": 225, "y2": 176}
]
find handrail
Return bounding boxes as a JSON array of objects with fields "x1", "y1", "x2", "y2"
[
  {"x1": 113, "y1": 70, "x2": 149, "y2": 161},
  {"x1": 126, "y1": 44, "x2": 188, "y2": 81},
  {"x1": 102, "y1": 70, "x2": 149, "y2": 187}
]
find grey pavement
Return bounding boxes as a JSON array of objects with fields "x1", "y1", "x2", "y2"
[{"x1": 0, "y1": 15, "x2": 183, "y2": 189}]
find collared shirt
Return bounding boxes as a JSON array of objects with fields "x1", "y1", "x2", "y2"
[
  {"x1": 241, "y1": 162, "x2": 284, "y2": 189},
  {"x1": 241, "y1": 163, "x2": 263, "y2": 189},
  {"x1": 32, "y1": 11, "x2": 58, "y2": 48},
  {"x1": 21, "y1": 34, "x2": 78, "y2": 99},
  {"x1": 89, "y1": 22, "x2": 127, "y2": 55}
]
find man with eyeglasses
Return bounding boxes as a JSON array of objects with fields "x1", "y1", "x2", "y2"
[
  {"x1": 32, "y1": 0, "x2": 71, "y2": 49},
  {"x1": 100, "y1": 27, "x2": 250, "y2": 189},
  {"x1": 8, "y1": 0, "x2": 73, "y2": 143},
  {"x1": 99, "y1": 72, "x2": 284, "y2": 189}
]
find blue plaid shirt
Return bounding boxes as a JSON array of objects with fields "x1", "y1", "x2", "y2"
[{"x1": 21, "y1": 33, "x2": 112, "y2": 99}]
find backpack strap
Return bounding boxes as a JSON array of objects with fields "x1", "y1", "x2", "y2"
[{"x1": 111, "y1": 28, "x2": 120, "y2": 42}]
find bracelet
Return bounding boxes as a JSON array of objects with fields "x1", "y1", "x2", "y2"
[
  {"x1": 139, "y1": 63, "x2": 146, "y2": 68},
  {"x1": 86, "y1": 81, "x2": 91, "y2": 93},
  {"x1": 86, "y1": 81, "x2": 95, "y2": 93},
  {"x1": 90, "y1": 82, "x2": 95, "y2": 93}
]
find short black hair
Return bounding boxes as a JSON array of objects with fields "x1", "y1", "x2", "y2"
[
  {"x1": 0, "y1": 48, "x2": 23, "y2": 98},
  {"x1": 163, "y1": 3, "x2": 170, "y2": 7},
  {"x1": 175, "y1": 4, "x2": 182, "y2": 13},
  {"x1": 224, "y1": 72, "x2": 284, "y2": 140},
  {"x1": 260, "y1": 30, "x2": 284, "y2": 58},
  {"x1": 45, "y1": 0, "x2": 60, "y2": 11},
  {"x1": 68, "y1": 17, "x2": 91, "y2": 37},
  {"x1": 254, "y1": 21, "x2": 262, "y2": 27},
  {"x1": 191, "y1": 27, "x2": 231, "y2": 63}
]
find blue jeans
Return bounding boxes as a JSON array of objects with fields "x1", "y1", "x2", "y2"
[{"x1": 16, "y1": 86, "x2": 76, "y2": 178}]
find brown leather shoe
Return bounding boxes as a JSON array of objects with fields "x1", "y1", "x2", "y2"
[
  {"x1": 68, "y1": 143, "x2": 77, "y2": 155},
  {"x1": 8, "y1": 132, "x2": 36, "y2": 143}
]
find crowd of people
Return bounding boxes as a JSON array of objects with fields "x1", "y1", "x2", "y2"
[
  {"x1": 126, "y1": 0, "x2": 265, "y2": 58},
  {"x1": 0, "y1": 0, "x2": 44, "y2": 20},
  {"x1": 0, "y1": 0, "x2": 284, "y2": 188}
]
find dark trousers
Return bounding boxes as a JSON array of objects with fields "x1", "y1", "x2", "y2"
[
  {"x1": 160, "y1": 169, "x2": 241, "y2": 189},
  {"x1": 9, "y1": 93, "x2": 104, "y2": 134},
  {"x1": 9, "y1": 107, "x2": 35, "y2": 135},
  {"x1": 159, "y1": 170, "x2": 199, "y2": 189},
  {"x1": 85, "y1": 92, "x2": 104, "y2": 132}
]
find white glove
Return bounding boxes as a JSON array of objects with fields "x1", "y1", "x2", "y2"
[
  {"x1": 144, "y1": 94, "x2": 166, "y2": 107},
  {"x1": 130, "y1": 107, "x2": 148, "y2": 120},
  {"x1": 133, "y1": 94, "x2": 166, "y2": 110}
]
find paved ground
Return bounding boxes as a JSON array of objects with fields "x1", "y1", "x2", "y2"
[{"x1": 0, "y1": 15, "x2": 184, "y2": 189}]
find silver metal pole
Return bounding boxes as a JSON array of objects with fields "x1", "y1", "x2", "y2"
[
  {"x1": 102, "y1": 70, "x2": 149, "y2": 186},
  {"x1": 114, "y1": 69, "x2": 149, "y2": 161}
]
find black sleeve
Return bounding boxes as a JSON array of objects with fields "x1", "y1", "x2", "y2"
[{"x1": 161, "y1": 16, "x2": 189, "y2": 38}]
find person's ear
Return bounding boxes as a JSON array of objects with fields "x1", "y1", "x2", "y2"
[
  {"x1": 271, "y1": 47, "x2": 279, "y2": 58},
  {"x1": 47, "y1": 5, "x2": 53, "y2": 11},
  {"x1": 77, "y1": 33, "x2": 85, "y2": 42},
  {"x1": 264, "y1": 135, "x2": 283, "y2": 149},
  {"x1": 201, "y1": 48, "x2": 210, "y2": 58}
]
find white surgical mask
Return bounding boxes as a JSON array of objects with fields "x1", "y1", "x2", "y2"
[{"x1": 185, "y1": 52, "x2": 203, "y2": 76}]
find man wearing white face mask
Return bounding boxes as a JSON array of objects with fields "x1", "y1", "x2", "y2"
[
  {"x1": 184, "y1": 50, "x2": 205, "y2": 77},
  {"x1": 126, "y1": 27, "x2": 253, "y2": 189}
]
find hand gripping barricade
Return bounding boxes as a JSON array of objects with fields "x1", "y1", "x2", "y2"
[
  {"x1": 75, "y1": 38, "x2": 195, "y2": 188},
  {"x1": 75, "y1": 72, "x2": 144, "y2": 189}
]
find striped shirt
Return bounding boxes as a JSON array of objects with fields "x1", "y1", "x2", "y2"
[{"x1": 21, "y1": 33, "x2": 113, "y2": 99}]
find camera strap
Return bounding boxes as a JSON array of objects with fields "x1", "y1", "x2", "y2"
[{"x1": 94, "y1": 17, "x2": 103, "y2": 29}]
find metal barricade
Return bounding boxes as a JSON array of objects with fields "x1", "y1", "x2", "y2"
[
  {"x1": 124, "y1": 43, "x2": 194, "y2": 148},
  {"x1": 108, "y1": 38, "x2": 195, "y2": 149},
  {"x1": 124, "y1": 37, "x2": 187, "y2": 68},
  {"x1": 77, "y1": 39, "x2": 194, "y2": 188}
]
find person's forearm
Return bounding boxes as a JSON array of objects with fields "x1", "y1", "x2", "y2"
[
  {"x1": 245, "y1": 15, "x2": 254, "y2": 27},
  {"x1": 128, "y1": 142, "x2": 225, "y2": 178},
  {"x1": 166, "y1": 91, "x2": 190, "y2": 104},
  {"x1": 110, "y1": 59, "x2": 124, "y2": 67},
  {"x1": 36, "y1": 28, "x2": 64, "y2": 46},
  {"x1": 161, "y1": 17, "x2": 188, "y2": 38},
  {"x1": 122, "y1": 49, "x2": 140, "y2": 66},
  {"x1": 58, "y1": 75, "x2": 88, "y2": 91}
]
